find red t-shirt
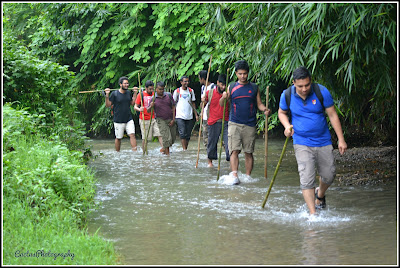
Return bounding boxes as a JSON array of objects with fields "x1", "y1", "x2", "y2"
[
  {"x1": 205, "y1": 87, "x2": 229, "y2": 125},
  {"x1": 135, "y1": 91, "x2": 155, "y2": 120}
]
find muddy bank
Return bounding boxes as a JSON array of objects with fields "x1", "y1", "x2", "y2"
[{"x1": 333, "y1": 146, "x2": 397, "y2": 186}]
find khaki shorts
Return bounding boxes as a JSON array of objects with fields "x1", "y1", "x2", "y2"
[
  {"x1": 114, "y1": 120, "x2": 135, "y2": 139},
  {"x1": 228, "y1": 121, "x2": 256, "y2": 154},
  {"x1": 293, "y1": 144, "x2": 336, "y2": 190},
  {"x1": 156, "y1": 118, "x2": 176, "y2": 148},
  {"x1": 139, "y1": 119, "x2": 161, "y2": 140}
]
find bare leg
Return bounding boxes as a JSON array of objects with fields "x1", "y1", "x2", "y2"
[
  {"x1": 158, "y1": 136, "x2": 163, "y2": 148},
  {"x1": 207, "y1": 158, "x2": 213, "y2": 167},
  {"x1": 129, "y1": 134, "x2": 137, "y2": 151},
  {"x1": 185, "y1": 139, "x2": 190, "y2": 149},
  {"x1": 115, "y1": 138, "x2": 121, "y2": 152},
  {"x1": 164, "y1": 147, "x2": 170, "y2": 155},
  {"x1": 315, "y1": 178, "x2": 330, "y2": 206},
  {"x1": 230, "y1": 150, "x2": 240, "y2": 177},
  {"x1": 303, "y1": 188, "x2": 317, "y2": 215},
  {"x1": 181, "y1": 139, "x2": 188, "y2": 150},
  {"x1": 244, "y1": 152, "x2": 254, "y2": 176}
]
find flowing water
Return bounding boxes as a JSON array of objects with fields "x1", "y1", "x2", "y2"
[{"x1": 86, "y1": 138, "x2": 397, "y2": 265}]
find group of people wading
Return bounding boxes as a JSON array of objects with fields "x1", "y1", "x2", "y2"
[{"x1": 104, "y1": 60, "x2": 347, "y2": 215}]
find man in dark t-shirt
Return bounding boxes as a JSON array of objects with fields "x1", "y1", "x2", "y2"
[
  {"x1": 220, "y1": 60, "x2": 270, "y2": 183},
  {"x1": 105, "y1": 76, "x2": 138, "y2": 152}
]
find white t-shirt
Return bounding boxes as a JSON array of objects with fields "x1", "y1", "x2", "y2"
[
  {"x1": 201, "y1": 83, "x2": 215, "y2": 121},
  {"x1": 173, "y1": 87, "x2": 196, "y2": 120}
]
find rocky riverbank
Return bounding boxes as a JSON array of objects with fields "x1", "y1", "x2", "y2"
[{"x1": 334, "y1": 146, "x2": 397, "y2": 186}]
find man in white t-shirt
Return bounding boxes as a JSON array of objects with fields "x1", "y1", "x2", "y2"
[
  {"x1": 199, "y1": 70, "x2": 215, "y2": 148},
  {"x1": 173, "y1": 76, "x2": 199, "y2": 150}
]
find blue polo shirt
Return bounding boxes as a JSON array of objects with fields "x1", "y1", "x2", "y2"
[{"x1": 279, "y1": 84, "x2": 334, "y2": 147}]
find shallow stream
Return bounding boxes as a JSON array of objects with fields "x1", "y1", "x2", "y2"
[{"x1": 86, "y1": 138, "x2": 397, "y2": 265}]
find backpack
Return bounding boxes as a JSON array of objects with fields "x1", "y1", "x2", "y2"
[
  {"x1": 284, "y1": 83, "x2": 325, "y2": 122},
  {"x1": 151, "y1": 91, "x2": 174, "y2": 106},
  {"x1": 175, "y1": 87, "x2": 194, "y2": 103},
  {"x1": 205, "y1": 84, "x2": 218, "y2": 119}
]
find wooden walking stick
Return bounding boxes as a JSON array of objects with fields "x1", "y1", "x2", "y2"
[
  {"x1": 143, "y1": 74, "x2": 158, "y2": 155},
  {"x1": 264, "y1": 86, "x2": 269, "y2": 179},
  {"x1": 195, "y1": 55, "x2": 212, "y2": 168},
  {"x1": 79, "y1": 88, "x2": 135, "y2": 93},
  {"x1": 138, "y1": 73, "x2": 147, "y2": 156},
  {"x1": 217, "y1": 68, "x2": 229, "y2": 181},
  {"x1": 261, "y1": 127, "x2": 292, "y2": 208}
]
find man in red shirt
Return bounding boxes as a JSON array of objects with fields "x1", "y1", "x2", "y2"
[
  {"x1": 202, "y1": 74, "x2": 230, "y2": 167},
  {"x1": 134, "y1": 80, "x2": 163, "y2": 151}
]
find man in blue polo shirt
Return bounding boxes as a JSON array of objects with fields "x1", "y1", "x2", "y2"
[{"x1": 278, "y1": 66, "x2": 347, "y2": 216}]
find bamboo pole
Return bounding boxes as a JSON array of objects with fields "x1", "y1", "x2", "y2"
[
  {"x1": 261, "y1": 127, "x2": 292, "y2": 208},
  {"x1": 138, "y1": 73, "x2": 147, "y2": 156},
  {"x1": 195, "y1": 55, "x2": 212, "y2": 168},
  {"x1": 79, "y1": 88, "x2": 135, "y2": 93},
  {"x1": 217, "y1": 68, "x2": 229, "y2": 181},
  {"x1": 264, "y1": 86, "x2": 269, "y2": 179},
  {"x1": 143, "y1": 74, "x2": 158, "y2": 155}
]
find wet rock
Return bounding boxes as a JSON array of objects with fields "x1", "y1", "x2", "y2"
[{"x1": 333, "y1": 146, "x2": 397, "y2": 186}]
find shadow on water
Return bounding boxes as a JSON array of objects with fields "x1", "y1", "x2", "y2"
[{"x1": 86, "y1": 138, "x2": 397, "y2": 265}]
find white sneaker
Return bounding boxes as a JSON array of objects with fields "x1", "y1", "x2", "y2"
[{"x1": 228, "y1": 172, "x2": 240, "y2": 185}]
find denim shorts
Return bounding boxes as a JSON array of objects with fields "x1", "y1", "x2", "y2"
[
  {"x1": 175, "y1": 118, "x2": 195, "y2": 140},
  {"x1": 293, "y1": 144, "x2": 336, "y2": 189}
]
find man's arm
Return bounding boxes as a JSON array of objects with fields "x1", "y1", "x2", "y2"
[
  {"x1": 278, "y1": 108, "x2": 294, "y2": 137},
  {"x1": 201, "y1": 89, "x2": 209, "y2": 105},
  {"x1": 169, "y1": 105, "x2": 176, "y2": 126},
  {"x1": 105, "y1": 88, "x2": 112, "y2": 107},
  {"x1": 133, "y1": 89, "x2": 144, "y2": 113},
  {"x1": 220, "y1": 86, "x2": 230, "y2": 107},
  {"x1": 256, "y1": 90, "x2": 271, "y2": 116},
  {"x1": 325, "y1": 106, "x2": 347, "y2": 155},
  {"x1": 130, "y1": 87, "x2": 138, "y2": 106},
  {"x1": 192, "y1": 101, "x2": 199, "y2": 121}
]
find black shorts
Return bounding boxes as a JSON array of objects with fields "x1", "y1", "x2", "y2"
[{"x1": 175, "y1": 118, "x2": 195, "y2": 140}]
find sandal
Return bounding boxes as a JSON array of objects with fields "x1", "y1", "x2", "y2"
[{"x1": 315, "y1": 188, "x2": 326, "y2": 209}]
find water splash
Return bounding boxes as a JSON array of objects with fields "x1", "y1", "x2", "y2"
[{"x1": 218, "y1": 173, "x2": 240, "y2": 185}]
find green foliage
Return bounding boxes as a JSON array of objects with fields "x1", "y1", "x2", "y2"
[
  {"x1": 3, "y1": 105, "x2": 121, "y2": 265},
  {"x1": 3, "y1": 32, "x2": 74, "y2": 114},
  {"x1": 4, "y1": 3, "x2": 397, "y2": 144},
  {"x1": 208, "y1": 3, "x2": 397, "y2": 142},
  {"x1": 3, "y1": 29, "x2": 90, "y2": 151},
  {"x1": 3, "y1": 105, "x2": 95, "y2": 223},
  {"x1": 3, "y1": 201, "x2": 120, "y2": 265}
]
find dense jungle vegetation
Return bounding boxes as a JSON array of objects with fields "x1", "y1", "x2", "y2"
[
  {"x1": 3, "y1": 3, "x2": 397, "y2": 145},
  {"x1": 2, "y1": 2, "x2": 397, "y2": 265}
]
